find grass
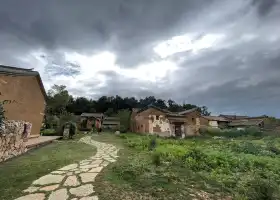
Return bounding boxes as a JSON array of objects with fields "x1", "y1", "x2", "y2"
[
  {"x1": 93, "y1": 133, "x2": 280, "y2": 200},
  {"x1": 0, "y1": 133, "x2": 96, "y2": 200}
]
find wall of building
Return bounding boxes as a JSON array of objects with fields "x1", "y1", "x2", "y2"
[
  {"x1": 0, "y1": 75, "x2": 45, "y2": 137},
  {"x1": 0, "y1": 120, "x2": 30, "y2": 162},
  {"x1": 183, "y1": 111, "x2": 201, "y2": 135},
  {"x1": 134, "y1": 108, "x2": 173, "y2": 137},
  {"x1": 149, "y1": 114, "x2": 172, "y2": 137},
  {"x1": 209, "y1": 120, "x2": 218, "y2": 128}
]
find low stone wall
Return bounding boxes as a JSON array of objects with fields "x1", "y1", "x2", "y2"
[{"x1": 0, "y1": 120, "x2": 32, "y2": 163}]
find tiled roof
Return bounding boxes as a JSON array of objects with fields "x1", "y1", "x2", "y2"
[
  {"x1": 0, "y1": 65, "x2": 47, "y2": 100},
  {"x1": 219, "y1": 114, "x2": 249, "y2": 120},
  {"x1": 137, "y1": 104, "x2": 198, "y2": 118},
  {"x1": 229, "y1": 119, "x2": 264, "y2": 127},
  {"x1": 202, "y1": 116, "x2": 230, "y2": 122},
  {"x1": 178, "y1": 108, "x2": 198, "y2": 115}
]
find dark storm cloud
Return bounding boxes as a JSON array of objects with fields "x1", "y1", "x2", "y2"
[
  {"x1": 1, "y1": 0, "x2": 280, "y2": 116},
  {"x1": 252, "y1": 0, "x2": 278, "y2": 16},
  {"x1": 0, "y1": 0, "x2": 216, "y2": 66}
]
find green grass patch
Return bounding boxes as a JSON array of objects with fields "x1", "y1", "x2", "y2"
[
  {"x1": 94, "y1": 133, "x2": 280, "y2": 200},
  {"x1": 0, "y1": 134, "x2": 96, "y2": 200}
]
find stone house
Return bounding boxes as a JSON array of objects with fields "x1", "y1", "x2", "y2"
[
  {"x1": 200, "y1": 116, "x2": 230, "y2": 129},
  {"x1": 131, "y1": 105, "x2": 201, "y2": 137},
  {"x1": 80, "y1": 113, "x2": 120, "y2": 130},
  {"x1": 0, "y1": 65, "x2": 47, "y2": 138},
  {"x1": 228, "y1": 119, "x2": 264, "y2": 129}
]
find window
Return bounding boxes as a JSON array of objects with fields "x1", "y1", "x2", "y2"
[
  {"x1": 156, "y1": 115, "x2": 159, "y2": 120},
  {"x1": 141, "y1": 124, "x2": 143, "y2": 128}
]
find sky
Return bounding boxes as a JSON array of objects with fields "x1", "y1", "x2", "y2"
[{"x1": 0, "y1": 0, "x2": 280, "y2": 117}]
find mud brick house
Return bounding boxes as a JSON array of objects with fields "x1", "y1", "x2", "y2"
[
  {"x1": 200, "y1": 116, "x2": 230, "y2": 129},
  {"x1": 228, "y1": 119, "x2": 265, "y2": 129},
  {"x1": 80, "y1": 113, "x2": 120, "y2": 130},
  {"x1": 131, "y1": 105, "x2": 201, "y2": 137},
  {"x1": 0, "y1": 65, "x2": 47, "y2": 138}
]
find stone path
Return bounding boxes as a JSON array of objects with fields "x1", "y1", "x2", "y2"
[{"x1": 15, "y1": 136, "x2": 119, "y2": 200}]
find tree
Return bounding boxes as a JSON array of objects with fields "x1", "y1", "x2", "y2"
[
  {"x1": 44, "y1": 84, "x2": 213, "y2": 124},
  {"x1": 198, "y1": 106, "x2": 211, "y2": 116},
  {"x1": 46, "y1": 85, "x2": 71, "y2": 116},
  {"x1": 105, "y1": 108, "x2": 114, "y2": 117}
]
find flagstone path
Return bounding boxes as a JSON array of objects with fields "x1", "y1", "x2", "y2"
[{"x1": 15, "y1": 136, "x2": 119, "y2": 200}]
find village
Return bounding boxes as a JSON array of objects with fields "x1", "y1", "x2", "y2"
[{"x1": 1, "y1": 65, "x2": 280, "y2": 200}]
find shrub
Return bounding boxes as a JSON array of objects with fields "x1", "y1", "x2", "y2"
[
  {"x1": 230, "y1": 142, "x2": 262, "y2": 155},
  {"x1": 120, "y1": 125, "x2": 127, "y2": 133},
  {"x1": 267, "y1": 145, "x2": 280, "y2": 155},
  {"x1": 237, "y1": 176, "x2": 279, "y2": 200},
  {"x1": 245, "y1": 127, "x2": 263, "y2": 137},
  {"x1": 56, "y1": 113, "x2": 77, "y2": 135},
  {"x1": 41, "y1": 129, "x2": 57, "y2": 136},
  {"x1": 149, "y1": 136, "x2": 157, "y2": 151},
  {"x1": 151, "y1": 151, "x2": 161, "y2": 166}
]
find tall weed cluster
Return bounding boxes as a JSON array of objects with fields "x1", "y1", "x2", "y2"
[{"x1": 116, "y1": 133, "x2": 280, "y2": 199}]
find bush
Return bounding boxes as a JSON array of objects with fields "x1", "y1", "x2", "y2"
[
  {"x1": 151, "y1": 151, "x2": 161, "y2": 166},
  {"x1": 56, "y1": 113, "x2": 77, "y2": 135},
  {"x1": 237, "y1": 176, "x2": 279, "y2": 200},
  {"x1": 41, "y1": 129, "x2": 57, "y2": 136},
  {"x1": 245, "y1": 127, "x2": 263, "y2": 137},
  {"x1": 120, "y1": 125, "x2": 127, "y2": 133},
  {"x1": 200, "y1": 127, "x2": 263, "y2": 138},
  {"x1": 267, "y1": 145, "x2": 280, "y2": 155}
]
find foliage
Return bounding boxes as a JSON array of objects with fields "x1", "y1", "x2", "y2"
[
  {"x1": 56, "y1": 112, "x2": 77, "y2": 135},
  {"x1": 111, "y1": 133, "x2": 280, "y2": 199},
  {"x1": 41, "y1": 129, "x2": 57, "y2": 136},
  {"x1": 46, "y1": 84, "x2": 210, "y2": 117},
  {"x1": 45, "y1": 115, "x2": 59, "y2": 129},
  {"x1": 0, "y1": 102, "x2": 5, "y2": 127},
  {"x1": 200, "y1": 127, "x2": 263, "y2": 138},
  {"x1": 46, "y1": 85, "x2": 71, "y2": 116},
  {"x1": 151, "y1": 151, "x2": 161, "y2": 166},
  {"x1": 116, "y1": 109, "x2": 131, "y2": 132}
]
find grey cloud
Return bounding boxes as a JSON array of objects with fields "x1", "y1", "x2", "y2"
[
  {"x1": 252, "y1": 0, "x2": 279, "y2": 16},
  {"x1": 1, "y1": 0, "x2": 280, "y2": 117}
]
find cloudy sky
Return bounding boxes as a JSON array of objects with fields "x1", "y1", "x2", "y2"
[{"x1": 0, "y1": 0, "x2": 280, "y2": 117}]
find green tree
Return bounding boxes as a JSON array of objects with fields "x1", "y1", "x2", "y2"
[
  {"x1": 198, "y1": 106, "x2": 211, "y2": 116},
  {"x1": 116, "y1": 109, "x2": 131, "y2": 132},
  {"x1": 46, "y1": 85, "x2": 71, "y2": 116}
]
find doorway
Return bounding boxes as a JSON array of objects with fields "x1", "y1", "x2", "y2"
[{"x1": 174, "y1": 124, "x2": 182, "y2": 137}]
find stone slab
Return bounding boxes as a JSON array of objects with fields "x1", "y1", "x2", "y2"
[
  {"x1": 80, "y1": 173, "x2": 98, "y2": 183},
  {"x1": 69, "y1": 184, "x2": 94, "y2": 197},
  {"x1": 33, "y1": 174, "x2": 65, "y2": 185},
  {"x1": 48, "y1": 188, "x2": 68, "y2": 200}
]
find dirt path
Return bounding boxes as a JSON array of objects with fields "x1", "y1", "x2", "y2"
[{"x1": 15, "y1": 136, "x2": 119, "y2": 200}]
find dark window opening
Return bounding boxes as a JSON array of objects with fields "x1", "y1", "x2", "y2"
[
  {"x1": 141, "y1": 124, "x2": 143, "y2": 128},
  {"x1": 156, "y1": 115, "x2": 159, "y2": 120}
]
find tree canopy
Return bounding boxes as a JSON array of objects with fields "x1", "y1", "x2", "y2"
[{"x1": 46, "y1": 85, "x2": 211, "y2": 116}]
